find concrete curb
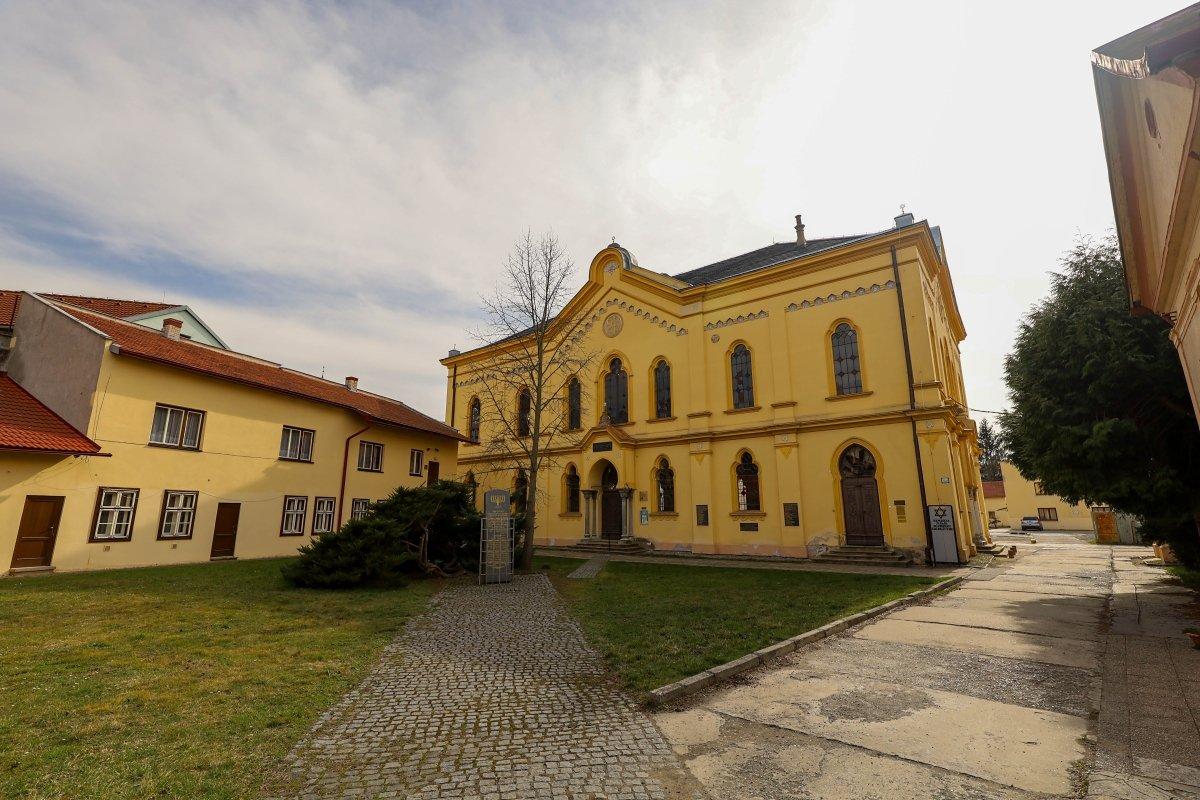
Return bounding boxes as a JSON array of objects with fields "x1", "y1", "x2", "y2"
[{"x1": 645, "y1": 574, "x2": 965, "y2": 707}]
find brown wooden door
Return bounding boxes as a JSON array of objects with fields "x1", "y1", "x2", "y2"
[
  {"x1": 842, "y1": 477, "x2": 884, "y2": 546},
  {"x1": 426, "y1": 461, "x2": 440, "y2": 485},
  {"x1": 211, "y1": 503, "x2": 240, "y2": 559},
  {"x1": 11, "y1": 496, "x2": 64, "y2": 569},
  {"x1": 601, "y1": 491, "x2": 622, "y2": 539}
]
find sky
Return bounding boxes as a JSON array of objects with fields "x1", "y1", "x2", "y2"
[{"x1": 0, "y1": 0, "x2": 1183, "y2": 420}]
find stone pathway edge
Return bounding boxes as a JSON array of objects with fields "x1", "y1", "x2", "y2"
[{"x1": 645, "y1": 574, "x2": 967, "y2": 706}]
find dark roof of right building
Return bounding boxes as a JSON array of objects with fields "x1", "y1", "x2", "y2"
[{"x1": 671, "y1": 232, "x2": 884, "y2": 286}]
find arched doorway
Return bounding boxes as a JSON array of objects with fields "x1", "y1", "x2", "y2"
[
  {"x1": 839, "y1": 444, "x2": 884, "y2": 546},
  {"x1": 599, "y1": 461, "x2": 621, "y2": 539}
]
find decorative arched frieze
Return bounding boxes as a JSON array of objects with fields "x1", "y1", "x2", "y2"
[
  {"x1": 785, "y1": 280, "x2": 896, "y2": 312},
  {"x1": 703, "y1": 309, "x2": 768, "y2": 331}
]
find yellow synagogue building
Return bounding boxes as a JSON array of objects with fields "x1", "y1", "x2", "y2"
[{"x1": 443, "y1": 212, "x2": 990, "y2": 564}]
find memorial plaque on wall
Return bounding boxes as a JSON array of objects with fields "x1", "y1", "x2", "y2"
[
  {"x1": 592, "y1": 441, "x2": 613, "y2": 452},
  {"x1": 739, "y1": 522, "x2": 759, "y2": 532},
  {"x1": 782, "y1": 503, "x2": 799, "y2": 526},
  {"x1": 695, "y1": 504, "x2": 709, "y2": 526}
]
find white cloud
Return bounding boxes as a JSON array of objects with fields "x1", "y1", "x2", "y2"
[{"x1": 0, "y1": 0, "x2": 1185, "y2": 419}]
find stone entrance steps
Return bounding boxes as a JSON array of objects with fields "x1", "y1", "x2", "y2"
[
  {"x1": 567, "y1": 539, "x2": 650, "y2": 555},
  {"x1": 813, "y1": 545, "x2": 913, "y2": 566}
]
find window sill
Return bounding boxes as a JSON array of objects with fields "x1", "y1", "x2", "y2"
[
  {"x1": 88, "y1": 537, "x2": 132, "y2": 544},
  {"x1": 358, "y1": 467, "x2": 383, "y2": 473},
  {"x1": 645, "y1": 416, "x2": 677, "y2": 424},
  {"x1": 147, "y1": 442, "x2": 202, "y2": 452},
  {"x1": 559, "y1": 512, "x2": 582, "y2": 518},
  {"x1": 825, "y1": 390, "x2": 873, "y2": 402},
  {"x1": 408, "y1": 473, "x2": 423, "y2": 478},
  {"x1": 279, "y1": 531, "x2": 305, "y2": 537},
  {"x1": 600, "y1": 420, "x2": 635, "y2": 428},
  {"x1": 279, "y1": 457, "x2": 314, "y2": 464},
  {"x1": 156, "y1": 535, "x2": 194, "y2": 541},
  {"x1": 729, "y1": 511, "x2": 767, "y2": 518},
  {"x1": 724, "y1": 406, "x2": 762, "y2": 415}
]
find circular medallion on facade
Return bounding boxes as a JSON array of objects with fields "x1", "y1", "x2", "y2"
[
  {"x1": 603, "y1": 313, "x2": 623, "y2": 338},
  {"x1": 710, "y1": 334, "x2": 720, "y2": 343}
]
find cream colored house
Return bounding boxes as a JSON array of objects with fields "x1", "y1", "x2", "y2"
[{"x1": 997, "y1": 462, "x2": 1096, "y2": 531}]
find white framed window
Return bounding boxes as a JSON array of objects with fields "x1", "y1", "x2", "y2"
[
  {"x1": 357, "y1": 441, "x2": 383, "y2": 472},
  {"x1": 313, "y1": 497, "x2": 336, "y2": 533},
  {"x1": 281, "y1": 495, "x2": 307, "y2": 536},
  {"x1": 91, "y1": 488, "x2": 139, "y2": 541},
  {"x1": 279, "y1": 426, "x2": 314, "y2": 461},
  {"x1": 149, "y1": 404, "x2": 204, "y2": 449},
  {"x1": 350, "y1": 498, "x2": 370, "y2": 521},
  {"x1": 158, "y1": 490, "x2": 197, "y2": 539},
  {"x1": 409, "y1": 449, "x2": 424, "y2": 476}
]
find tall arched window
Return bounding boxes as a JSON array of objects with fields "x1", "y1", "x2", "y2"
[
  {"x1": 735, "y1": 452, "x2": 761, "y2": 511},
  {"x1": 465, "y1": 471, "x2": 478, "y2": 506},
  {"x1": 832, "y1": 323, "x2": 863, "y2": 395},
  {"x1": 653, "y1": 359, "x2": 672, "y2": 419},
  {"x1": 567, "y1": 377, "x2": 582, "y2": 431},
  {"x1": 731, "y1": 344, "x2": 754, "y2": 409},
  {"x1": 517, "y1": 389, "x2": 532, "y2": 436},
  {"x1": 655, "y1": 457, "x2": 675, "y2": 513},
  {"x1": 468, "y1": 397, "x2": 481, "y2": 442},
  {"x1": 565, "y1": 465, "x2": 581, "y2": 513},
  {"x1": 603, "y1": 357, "x2": 628, "y2": 424}
]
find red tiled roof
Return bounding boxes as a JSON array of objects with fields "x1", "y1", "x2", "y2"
[
  {"x1": 983, "y1": 480, "x2": 1005, "y2": 499},
  {"x1": 0, "y1": 290, "x2": 177, "y2": 328},
  {"x1": 57, "y1": 303, "x2": 467, "y2": 442},
  {"x1": 0, "y1": 374, "x2": 102, "y2": 455}
]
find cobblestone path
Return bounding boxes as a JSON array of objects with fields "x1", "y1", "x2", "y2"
[
  {"x1": 567, "y1": 556, "x2": 609, "y2": 580},
  {"x1": 269, "y1": 575, "x2": 703, "y2": 799}
]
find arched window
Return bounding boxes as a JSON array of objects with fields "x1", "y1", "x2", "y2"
[
  {"x1": 565, "y1": 465, "x2": 580, "y2": 513},
  {"x1": 603, "y1": 357, "x2": 628, "y2": 424},
  {"x1": 731, "y1": 344, "x2": 754, "y2": 409},
  {"x1": 655, "y1": 457, "x2": 675, "y2": 513},
  {"x1": 464, "y1": 471, "x2": 478, "y2": 506},
  {"x1": 468, "y1": 397, "x2": 481, "y2": 442},
  {"x1": 832, "y1": 323, "x2": 863, "y2": 396},
  {"x1": 517, "y1": 389, "x2": 532, "y2": 437},
  {"x1": 567, "y1": 377, "x2": 582, "y2": 431},
  {"x1": 653, "y1": 359, "x2": 671, "y2": 419},
  {"x1": 735, "y1": 452, "x2": 761, "y2": 511}
]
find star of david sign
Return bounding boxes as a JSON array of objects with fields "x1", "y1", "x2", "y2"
[{"x1": 934, "y1": 507, "x2": 948, "y2": 518}]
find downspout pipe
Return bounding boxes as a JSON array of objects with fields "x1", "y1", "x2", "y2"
[
  {"x1": 891, "y1": 244, "x2": 937, "y2": 564},
  {"x1": 338, "y1": 415, "x2": 373, "y2": 528}
]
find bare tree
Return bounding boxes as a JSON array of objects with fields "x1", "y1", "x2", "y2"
[{"x1": 468, "y1": 230, "x2": 593, "y2": 569}]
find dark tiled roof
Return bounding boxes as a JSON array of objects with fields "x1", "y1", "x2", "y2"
[
  {"x1": 0, "y1": 290, "x2": 177, "y2": 328},
  {"x1": 0, "y1": 374, "x2": 102, "y2": 455},
  {"x1": 56, "y1": 304, "x2": 468, "y2": 442},
  {"x1": 672, "y1": 234, "x2": 880, "y2": 286},
  {"x1": 983, "y1": 480, "x2": 1005, "y2": 499}
]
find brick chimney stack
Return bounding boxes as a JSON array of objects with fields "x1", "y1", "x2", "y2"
[
  {"x1": 162, "y1": 318, "x2": 183, "y2": 340},
  {"x1": 345, "y1": 376, "x2": 359, "y2": 392},
  {"x1": 795, "y1": 214, "x2": 806, "y2": 246}
]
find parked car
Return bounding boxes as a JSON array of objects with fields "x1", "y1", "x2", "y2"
[{"x1": 1019, "y1": 516, "x2": 1043, "y2": 532}]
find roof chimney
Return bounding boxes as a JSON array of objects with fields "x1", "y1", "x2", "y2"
[
  {"x1": 345, "y1": 376, "x2": 359, "y2": 392},
  {"x1": 161, "y1": 318, "x2": 183, "y2": 340},
  {"x1": 794, "y1": 214, "x2": 806, "y2": 246}
]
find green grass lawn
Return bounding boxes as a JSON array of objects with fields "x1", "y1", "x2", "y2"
[
  {"x1": 539, "y1": 557, "x2": 939, "y2": 693},
  {"x1": 0, "y1": 559, "x2": 439, "y2": 800},
  {"x1": 1168, "y1": 565, "x2": 1200, "y2": 592}
]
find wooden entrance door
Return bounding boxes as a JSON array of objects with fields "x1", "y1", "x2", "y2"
[
  {"x1": 426, "y1": 461, "x2": 440, "y2": 485},
  {"x1": 11, "y1": 496, "x2": 64, "y2": 569},
  {"x1": 211, "y1": 503, "x2": 240, "y2": 559},
  {"x1": 599, "y1": 462, "x2": 621, "y2": 540},
  {"x1": 841, "y1": 478, "x2": 884, "y2": 546},
  {"x1": 838, "y1": 444, "x2": 884, "y2": 546}
]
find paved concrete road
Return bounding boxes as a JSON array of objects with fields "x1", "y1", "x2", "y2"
[{"x1": 654, "y1": 540, "x2": 1200, "y2": 799}]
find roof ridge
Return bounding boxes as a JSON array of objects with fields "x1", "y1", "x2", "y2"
[
  {"x1": 51, "y1": 300, "x2": 283, "y2": 368},
  {"x1": 43, "y1": 291, "x2": 177, "y2": 306}
]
